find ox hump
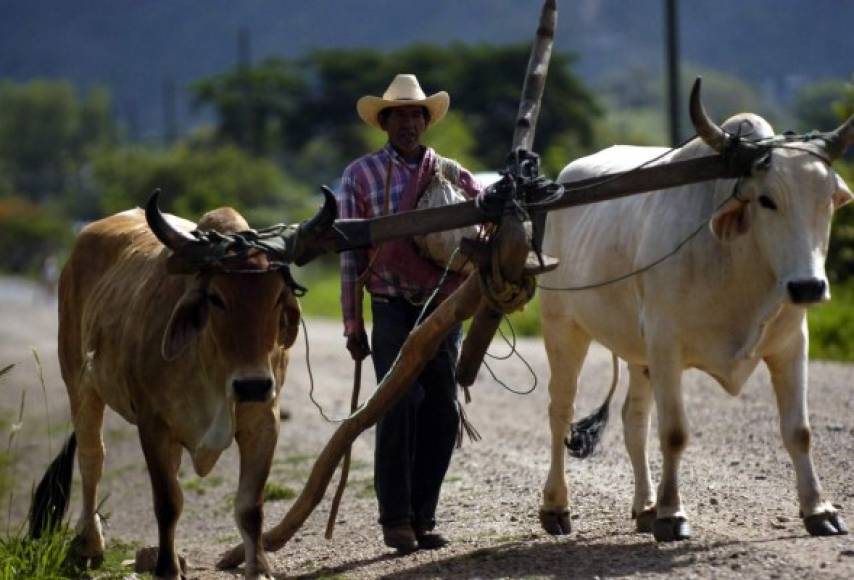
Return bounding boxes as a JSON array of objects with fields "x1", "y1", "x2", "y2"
[{"x1": 197, "y1": 207, "x2": 248, "y2": 234}]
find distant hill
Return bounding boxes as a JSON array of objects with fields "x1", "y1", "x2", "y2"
[{"x1": 2, "y1": 0, "x2": 851, "y2": 139}]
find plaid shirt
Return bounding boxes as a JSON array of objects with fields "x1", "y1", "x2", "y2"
[{"x1": 336, "y1": 143, "x2": 482, "y2": 335}]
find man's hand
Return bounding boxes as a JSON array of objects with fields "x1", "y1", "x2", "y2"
[{"x1": 346, "y1": 329, "x2": 371, "y2": 361}]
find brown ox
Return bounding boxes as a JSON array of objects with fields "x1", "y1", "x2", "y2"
[{"x1": 30, "y1": 198, "x2": 301, "y2": 579}]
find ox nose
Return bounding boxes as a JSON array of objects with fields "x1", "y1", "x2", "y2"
[
  {"x1": 786, "y1": 278, "x2": 828, "y2": 305},
  {"x1": 232, "y1": 377, "x2": 274, "y2": 402}
]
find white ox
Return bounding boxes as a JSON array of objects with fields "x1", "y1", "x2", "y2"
[{"x1": 537, "y1": 82, "x2": 853, "y2": 542}]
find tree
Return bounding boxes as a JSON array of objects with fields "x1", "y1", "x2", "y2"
[
  {"x1": 828, "y1": 160, "x2": 854, "y2": 283},
  {"x1": 0, "y1": 196, "x2": 72, "y2": 273},
  {"x1": 794, "y1": 80, "x2": 852, "y2": 134},
  {"x1": 191, "y1": 57, "x2": 306, "y2": 156},
  {"x1": 192, "y1": 44, "x2": 600, "y2": 178},
  {"x1": 91, "y1": 143, "x2": 313, "y2": 225},
  {"x1": 0, "y1": 80, "x2": 116, "y2": 202}
]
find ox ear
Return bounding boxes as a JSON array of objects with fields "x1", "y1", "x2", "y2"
[
  {"x1": 163, "y1": 288, "x2": 209, "y2": 360},
  {"x1": 833, "y1": 172, "x2": 853, "y2": 210},
  {"x1": 710, "y1": 196, "x2": 751, "y2": 242},
  {"x1": 279, "y1": 292, "x2": 301, "y2": 349}
]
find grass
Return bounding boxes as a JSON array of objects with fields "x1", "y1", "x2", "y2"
[
  {"x1": 296, "y1": 262, "x2": 370, "y2": 322},
  {"x1": 0, "y1": 357, "x2": 147, "y2": 579},
  {"x1": 0, "y1": 364, "x2": 21, "y2": 512},
  {"x1": 351, "y1": 477, "x2": 375, "y2": 500},
  {"x1": 182, "y1": 475, "x2": 224, "y2": 496},
  {"x1": 0, "y1": 530, "x2": 147, "y2": 580},
  {"x1": 263, "y1": 482, "x2": 297, "y2": 502},
  {"x1": 277, "y1": 452, "x2": 315, "y2": 466},
  {"x1": 810, "y1": 282, "x2": 854, "y2": 362},
  {"x1": 0, "y1": 526, "x2": 76, "y2": 580}
]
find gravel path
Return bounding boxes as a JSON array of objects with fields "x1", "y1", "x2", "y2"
[{"x1": 1, "y1": 275, "x2": 852, "y2": 579}]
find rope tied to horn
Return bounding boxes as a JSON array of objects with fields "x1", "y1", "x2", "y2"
[{"x1": 479, "y1": 243, "x2": 537, "y2": 314}]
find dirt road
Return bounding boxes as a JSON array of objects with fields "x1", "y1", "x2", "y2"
[{"x1": 1, "y1": 275, "x2": 852, "y2": 578}]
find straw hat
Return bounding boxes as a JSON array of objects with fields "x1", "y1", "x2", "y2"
[{"x1": 357, "y1": 74, "x2": 449, "y2": 130}]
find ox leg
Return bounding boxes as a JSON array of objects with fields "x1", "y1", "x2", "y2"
[
  {"x1": 765, "y1": 326, "x2": 847, "y2": 536},
  {"x1": 70, "y1": 389, "x2": 106, "y2": 565},
  {"x1": 138, "y1": 417, "x2": 185, "y2": 579},
  {"x1": 234, "y1": 404, "x2": 278, "y2": 579},
  {"x1": 648, "y1": 341, "x2": 691, "y2": 542},
  {"x1": 540, "y1": 318, "x2": 590, "y2": 535},
  {"x1": 622, "y1": 364, "x2": 656, "y2": 533}
]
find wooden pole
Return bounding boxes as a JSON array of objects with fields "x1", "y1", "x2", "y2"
[{"x1": 456, "y1": 0, "x2": 557, "y2": 385}]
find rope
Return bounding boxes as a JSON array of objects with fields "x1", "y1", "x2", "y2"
[
  {"x1": 479, "y1": 316, "x2": 539, "y2": 395},
  {"x1": 538, "y1": 179, "x2": 744, "y2": 292},
  {"x1": 302, "y1": 318, "x2": 354, "y2": 423}
]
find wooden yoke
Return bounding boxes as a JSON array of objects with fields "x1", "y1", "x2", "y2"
[{"x1": 456, "y1": 0, "x2": 556, "y2": 386}]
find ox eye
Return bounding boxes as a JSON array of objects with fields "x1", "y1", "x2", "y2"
[
  {"x1": 758, "y1": 195, "x2": 778, "y2": 210},
  {"x1": 208, "y1": 292, "x2": 226, "y2": 309}
]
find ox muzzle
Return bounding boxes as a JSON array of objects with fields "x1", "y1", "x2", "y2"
[
  {"x1": 786, "y1": 278, "x2": 828, "y2": 305},
  {"x1": 232, "y1": 377, "x2": 274, "y2": 403}
]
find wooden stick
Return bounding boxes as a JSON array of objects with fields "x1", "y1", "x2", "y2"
[
  {"x1": 457, "y1": 0, "x2": 556, "y2": 385},
  {"x1": 512, "y1": 0, "x2": 557, "y2": 151},
  {"x1": 217, "y1": 277, "x2": 483, "y2": 569},
  {"x1": 323, "y1": 357, "x2": 361, "y2": 540}
]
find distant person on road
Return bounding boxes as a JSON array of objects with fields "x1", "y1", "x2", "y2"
[
  {"x1": 37, "y1": 253, "x2": 60, "y2": 302},
  {"x1": 336, "y1": 74, "x2": 482, "y2": 553}
]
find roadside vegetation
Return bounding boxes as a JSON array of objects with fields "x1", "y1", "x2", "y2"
[
  {"x1": 0, "y1": 359, "x2": 146, "y2": 579},
  {"x1": 0, "y1": 46, "x2": 851, "y2": 362}
]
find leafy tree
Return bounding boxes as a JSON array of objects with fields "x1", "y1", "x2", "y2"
[
  {"x1": 594, "y1": 65, "x2": 789, "y2": 146},
  {"x1": 436, "y1": 43, "x2": 600, "y2": 167},
  {"x1": 194, "y1": 44, "x2": 600, "y2": 177},
  {"x1": 191, "y1": 58, "x2": 306, "y2": 156},
  {"x1": 0, "y1": 196, "x2": 72, "y2": 273},
  {"x1": 794, "y1": 80, "x2": 852, "y2": 133},
  {"x1": 829, "y1": 160, "x2": 853, "y2": 283},
  {"x1": 91, "y1": 143, "x2": 312, "y2": 225},
  {"x1": 0, "y1": 80, "x2": 116, "y2": 202}
]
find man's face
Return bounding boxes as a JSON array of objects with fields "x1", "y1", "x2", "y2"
[{"x1": 381, "y1": 106, "x2": 427, "y2": 157}]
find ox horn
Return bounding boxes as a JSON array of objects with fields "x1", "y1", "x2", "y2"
[
  {"x1": 293, "y1": 186, "x2": 338, "y2": 266},
  {"x1": 303, "y1": 186, "x2": 337, "y2": 235},
  {"x1": 822, "y1": 115, "x2": 854, "y2": 160},
  {"x1": 689, "y1": 77, "x2": 729, "y2": 153},
  {"x1": 145, "y1": 189, "x2": 197, "y2": 251}
]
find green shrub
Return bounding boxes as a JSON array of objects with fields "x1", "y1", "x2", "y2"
[
  {"x1": 263, "y1": 482, "x2": 296, "y2": 502},
  {"x1": 0, "y1": 527, "x2": 77, "y2": 580},
  {"x1": 809, "y1": 282, "x2": 854, "y2": 361},
  {"x1": 0, "y1": 197, "x2": 72, "y2": 274},
  {"x1": 828, "y1": 160, "x2": 854, "y2": 283},
  {"x1": 91, "y1": 143, "x2": 313, "y2": 224}
]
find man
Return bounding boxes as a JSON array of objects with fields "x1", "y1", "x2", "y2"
[{"x1": 336, "y1": 74, "x2": 482, "y2": 552}]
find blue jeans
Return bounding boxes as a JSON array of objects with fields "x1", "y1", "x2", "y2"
[{"x1": 370, "y1": 296, "x2": 461, "y2": 531}]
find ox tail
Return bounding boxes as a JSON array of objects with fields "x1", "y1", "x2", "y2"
[
  {"x1": 564, "y1": 353, "x2": 620, "y2": 459},
  {"x1": 29, "y1": 432, "x2": 77, "y2": 538}
]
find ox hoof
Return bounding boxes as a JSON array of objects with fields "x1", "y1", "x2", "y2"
[
  {"x1": 539, "y1": 510, "x2": 572, "y2": 535},
  {"x1": 135, "y1": 546, "x2": 188, "y2": 578},
  {"x1": 632, "y1": 508, "x2": 657, "y2": 534},
  {"x1": 653, "y1": 516, "x2": 691, "y2": 542},
  {"x1": 68, "y1": 535, "x2": 104, "y2": 569},
  {"x1": 803, "y1": 512, "x2": 849, "y2": 536}
]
